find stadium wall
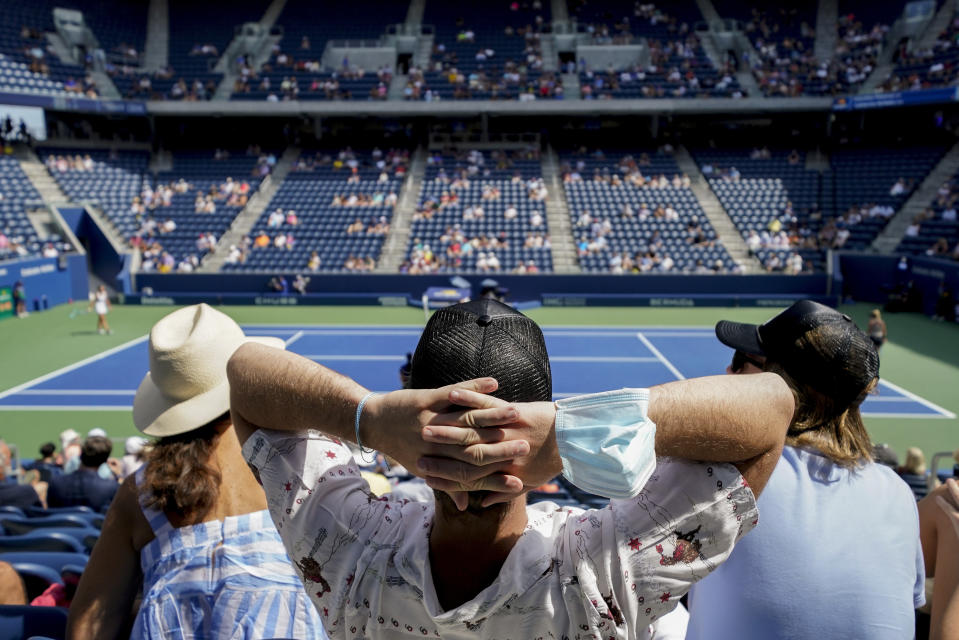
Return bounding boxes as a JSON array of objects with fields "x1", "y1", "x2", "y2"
[
  {"x1": 840, "y1": 254, "x2": 959, "y2": 315},
  {"x1": 58, "y1": 207, "x2": 128, "y2": 293},
  {"x1": 0, "y1": 254, "x2": 87, "y2": 312},
  {"x1": 130, "y1": 273, "x2": 831, "y2": 308}
]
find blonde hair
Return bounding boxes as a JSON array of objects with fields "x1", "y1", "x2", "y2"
[
  {"x1": 903, "y1": 447, "x2": 926, "y2": 475},
  {"x1": 764, "y1": 365, "x2": 876, "y2": 469},
  {"x1": 870, "y1": 309, "x2": 882, "y2": 319}
]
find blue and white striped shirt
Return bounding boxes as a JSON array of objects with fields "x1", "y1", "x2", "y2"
[{"x1": 132, "y1": 468, "x2": 327, "y2": 639}]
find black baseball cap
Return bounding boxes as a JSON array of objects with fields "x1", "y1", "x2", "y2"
[
  {"x1": 715, "y1": 300, "x2": 879, "y2": 408},
  {"x1": 410, "y1": 298, "x2": 552, "y2": 403}
]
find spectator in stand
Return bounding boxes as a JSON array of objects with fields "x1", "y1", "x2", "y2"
[
  {"x1": 899, "y1": 447, "x2": 930, "y2": 501},
  {"x1": 66, "y1": 305, "x2": 326, "y2": 639},
  {"x1": 687, "y1": 301, "x2": 924, "y2": 640},
  {"x1": 0, "y1": 444, "x2": 42, "y2": 510},
  {"x1": 227, "y1": 298, "x2": 793, "y2": 638},
  {"x1": 868, "y1": 308, "x2": 887, "y2": 351},
  {"x1": 30, "y1": 442, "x2": 61, "y2": 483},
  {"x1": 120, "y1": 436, "x2": 147, "y2": 480},
  {"x1": 47, "y1": 436, "x2": 117, "y2": 511}
]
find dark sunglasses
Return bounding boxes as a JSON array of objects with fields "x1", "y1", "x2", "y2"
[{"x1": 731, "y1": 351, "x2": 765, "y2": 373}]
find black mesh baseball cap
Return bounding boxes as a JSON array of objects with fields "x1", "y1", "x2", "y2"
[
  {"x1": 715, "y1": 300, "x2": 879, "y2": 408},
  {"x1": 410, "y1": 299, "x2": 552, "y2": 403}
]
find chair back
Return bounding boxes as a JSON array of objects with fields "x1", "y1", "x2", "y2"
[
  {"x1": 0, "y1": 606, "x2": 67, "y2": 640},
  {"x1": 8, "y1": 563, "x2": 62, "y2": 601},
  {"x1": 0, "y1": 533, "x2": 85, "y2": 554},
  {"x1": 0, "y1": 552, "x2": 88, "y2": 574}
]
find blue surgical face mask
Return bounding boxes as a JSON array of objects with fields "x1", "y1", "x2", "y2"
[{"x1": 554, "y1": 388, "x2": 657, "y2": 499}]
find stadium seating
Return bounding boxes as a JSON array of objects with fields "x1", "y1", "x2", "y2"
[
  {"x1": 881, "y1": 13, "x2": 959, "y2": 92},
  {"x1": 692, "y1": 147, "x2": 826, "y2": 271},
  {"x1": 0, "y1": 515, "x2": 98, "y2": 535},
  {"x1": 411, "y1": 1, "x2": 558, "y2": 101},
  {"x1": 0, "y1": 532, "x2": 85, "y2": 554},
  {"x1": 714, "y1": 1, "x2": 832, "y2": 96},
  {"x1": 830, "y1": 146, "x2": 945, "y2": 248},
  {"x1": 571, "y1": 1, "x2": 743, "y2": 99},
  {"x1": 690, "y1": 146, "x2": 945, "y2": 272},
  {"x1": 562, "y1": 149, "x2": 734, "y2": 273},
  {"x1": 0, "y1": 605, "x2": 67, "y2": 640},
  {"x1": 0, "y1": 1, "x2": 97, "y2": 98},
  {"x1": 224, "y1": 149, "x2": 406, "y2": 273},
  {"x1": 0, "y1": 552, "x2": 88, "y2": 575},
  {"x1": 24, "y1": 506, "x2": 94, "y2": 518},
  {"x1": 8, "y1": 562, "x2": 62, "y2": 601},
  {"x1": 232, "y1": 0, "x2": 406, "y2": 101},
  {"x1": 0, "y1": 156, "x2": 44, "y2": 261},
  {"x1": 41, "y1": 147, "x2": 270, "y2": 268},
  {"x1": 896, "y1": 170, "x2": 959, "y2": 259},
  {"x1": 40, "y1": 148, "x2": 148, "y2": 244},
  {"x1": 402, "y1": 150, "x2": 554, "y2": 273}
]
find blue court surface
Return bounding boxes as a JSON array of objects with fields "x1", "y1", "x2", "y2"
[{"x1": 0, "y1": 325, "x2": 953, "y2": 419}]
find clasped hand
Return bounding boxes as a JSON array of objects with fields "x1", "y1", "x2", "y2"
[{"x1": 362, "y1": 378, "x2": 561, "y2": 510}]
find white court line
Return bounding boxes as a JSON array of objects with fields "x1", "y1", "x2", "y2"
[
  {"x1": 304, "y1": 355, "x2": 661, "y2": 363},
  {"x1": 877, "y1": 379, "x2": 956, "y2": 418},
  {"x1": 636, "y1": 332, "x2": 686, "y2": 380},
  {"x1": 0, "y1": 405, "x2": 132, "y2": 411},
  {"x1": 861, "y1": 411, "x2": 955, "y2": 419},
  {"x1": 284, "y1": 330, "x2": 305, "y2": 347},
  {"x1": 0, "y1": 335, "x2": 148, "y2": 401},
  {"x1": 17, "y1": 389, "x2": 135, "y2": 396},
  {"x1": 638, "y1": 332, "x2": 715, "y2": 338}
]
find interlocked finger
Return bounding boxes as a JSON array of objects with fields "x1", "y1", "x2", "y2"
[
  {"x1": 424, "y1": 472, "x2": 524, "y2": 494},
  {"x1": 422, "y1": 425, "x2": 507, "y2": 446},
  {"x1": 430, "y1": 405, "x2": 518, "y2": 430}
]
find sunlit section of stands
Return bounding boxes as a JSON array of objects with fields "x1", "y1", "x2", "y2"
[
  {"x1": 0, "y1": 157, "x2": 44, "y2": 261},
  {"x1": 410, "y1": 2, "x2": 556, "y2": 101},
  {"x1": 896, "y1": 170, "x2": 959, "y2": 260},
  {"x1": 231, "y1": 0, "x2": 406, "y2": 101},
  {"x1": 402, "y1": 151, "x2": 553, "y2": 273},
  {"x1": 562, "y1": 150, "x2": 734, "y2": 273},
  {"x1": 224, "y1": 150, "x2": 407, "y2": 273}
]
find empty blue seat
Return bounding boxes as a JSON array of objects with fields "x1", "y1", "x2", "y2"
[{"x1": 0, "y1": 532, "x2": 85, "y2": 554}]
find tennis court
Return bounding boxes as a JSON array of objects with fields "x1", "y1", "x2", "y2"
[{"x1": 0, "y1": 325, "x2": 952, "y2": 419}]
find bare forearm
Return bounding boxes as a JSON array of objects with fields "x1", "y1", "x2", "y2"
[
  {"x1": 227, "y1": 342, "x2": 366, "y2": 441},
  {"x1": 649, "y1": 373, "x2": 793, "y2": 463},
  {"x1": 931, "y1": 538, "x2": 959, "y2": 640}
]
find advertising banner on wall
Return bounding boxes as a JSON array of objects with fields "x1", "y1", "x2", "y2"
[{"x1": 0, "y1": 286, "x2": 12, "y2": 319}]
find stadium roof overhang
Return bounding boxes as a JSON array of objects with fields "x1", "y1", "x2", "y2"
[{"x1": 145, "y1": 96, "x2": 835, "y2": 118}]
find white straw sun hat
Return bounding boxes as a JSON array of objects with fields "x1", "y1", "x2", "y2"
[{"x1": 133, "y1": 304, "x2": 285, "y2": 437}]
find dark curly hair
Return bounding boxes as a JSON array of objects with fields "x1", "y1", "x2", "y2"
[{"x1": 139, "y1": 412, "x2": 230, "y2": 518}]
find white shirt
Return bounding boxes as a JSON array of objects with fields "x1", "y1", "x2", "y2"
[{"x1": 243, "y1": 431, "x2": 757, "y2": 640}]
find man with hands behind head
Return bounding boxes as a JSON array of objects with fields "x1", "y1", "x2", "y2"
[{"x1": 229, "y1": 299, "x2": 794, "y2": 639}]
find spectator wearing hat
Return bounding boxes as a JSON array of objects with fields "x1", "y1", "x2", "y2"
[
  {"x1": 227, "y1": 299, "x2": 794, "y2": 638},
  {"x1": 63, "y1": 428, "x2": 116, "y2": 479},
  {"x1": 685, "y1": 300, "x2": 924, "y2": 640},
  {"x1": 67, "y1": 304, "x2": 326, "y2": 640},
  {"x1": 120, "y1": 436, "x2": 147, "y2": 480},
  {"x1": 47, "y1": 436, "x2": 117, "y2": 512}
]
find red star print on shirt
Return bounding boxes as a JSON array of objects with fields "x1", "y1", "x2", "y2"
[
  {"x1": 628, "y1": 538, "x2": 642, "y2": 550},
  {"x1": 660, "y1": 592, "x2": 671, "y2": 603},
  {"x1": 284, "y1": 482, "x2": 292, "y2": 491},
  {"x1": 325, "y1": 450, "x2": 337, "y2": 459}
]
